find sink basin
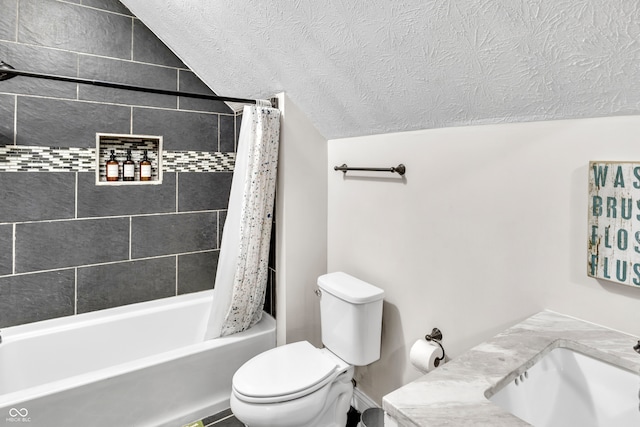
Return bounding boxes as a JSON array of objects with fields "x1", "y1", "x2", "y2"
[{"x1": 487, "y1": 347, "x2": 640, "y2": 427}]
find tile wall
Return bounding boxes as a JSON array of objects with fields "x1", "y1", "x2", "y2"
[{"x1": 0, "y1": 0, "x2": 275, "y2": 328}]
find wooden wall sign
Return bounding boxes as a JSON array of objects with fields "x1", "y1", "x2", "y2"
[{"x1": 588, "y1": 161, "x2": 640, "y2": 287}]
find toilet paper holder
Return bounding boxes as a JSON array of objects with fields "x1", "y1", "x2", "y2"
[{"x1": 425, "y1": 328, "x2": 446, "y2": 367}]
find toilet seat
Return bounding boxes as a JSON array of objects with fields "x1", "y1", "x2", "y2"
[{"x1": 232, "y1": 341, "x2": 341, "y2": 404}]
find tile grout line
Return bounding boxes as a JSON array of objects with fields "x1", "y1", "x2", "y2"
[
  {"x1": 0, "y1": 90, "x2": 231, "y2": 116},
  {"x1": 176, "y1": 69, "x2": 180, "y2": 110},
  {"x1": 0, "y1": 249, "x2": 219, "y2": 280},
  {"x1": 209, "y1": 414, "x2": 237, "y2": 425},
  {"x1": 0, "y1": 39, "x2": 209, "y2": 76},
  {"x1": 175, "y1": 255, "x2": 179, "y2": 295},
  {"x1": 1, "y1": 208, "x2": 221, "y2": 226},
  {"x1": 234, "y1": 114, "x2": 237, "y2": 152},
  {"x1": 75, "y1": 172, "x2": 78, "y2": 219},
  {"x1": 130, "y1": 16, "x2": 134, "y2": 62},
  {"x1": 11, "y1": 223, "x2": 16, "y2": 275},
  {"x1": 13, "y1": 94, "x2": 17, "y2": 146},
  {"x1": 74, "y1": 267, "x2": 78, "y2": 315},
  {"x1": 76, "y1": 55, "x2": 80, "y2": 98},
  {"x1": 14, "y1": 0, "x2": 18, "y2": 43},
  {"x1": 58, "y1": 0, "x2": 134, "y2": 19},
  {"x1": 176, "y1": 172, "x2": 179, "y2": 213}
]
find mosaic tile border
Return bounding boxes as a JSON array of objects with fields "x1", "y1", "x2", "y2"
[
  {"x1": 0, "y1": 145, "x2": 235, "y2": 173},
  {"x1": 0, "y1": 146, "x2": 94, "y2": 172},
  {"x1": 165, "y1": 151, "x2": 235, "y2": 173}
]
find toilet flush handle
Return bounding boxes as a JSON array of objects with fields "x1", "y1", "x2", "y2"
[{"x1": 315, "y1": 289, "x2": 322, "y2": 297}]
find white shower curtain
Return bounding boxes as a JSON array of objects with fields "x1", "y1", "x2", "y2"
[{"x1": 205, "y1": 103, "x2": 280, "y2": 339}]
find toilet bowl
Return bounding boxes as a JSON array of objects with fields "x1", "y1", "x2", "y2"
[
  {"x1": 231, "y1": 342, "x2": 354, "y2": 427},
  {"x1": 230, "y1": 272, "x2": 385, "y2": 427}
]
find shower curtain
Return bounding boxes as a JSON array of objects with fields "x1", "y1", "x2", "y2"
[{"x1": 205, "y1": 103, "x2": 281, "y2": 339}]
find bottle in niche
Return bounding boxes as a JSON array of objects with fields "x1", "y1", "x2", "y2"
[
  {"x1": 123, "y1": 149, "x2": 135, "y2": 181},
  {"x1": 106, "y1": 150, "x2": 119, "y2": 181},
  {"x1": 139, "y1": 150, "x2": 152, "y2": 181}
]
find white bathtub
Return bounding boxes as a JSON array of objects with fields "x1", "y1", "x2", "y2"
[{"x1": 0, "y1": 290, "x2": 276, "y2": 427}]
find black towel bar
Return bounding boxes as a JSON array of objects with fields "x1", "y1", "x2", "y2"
[{"x1": 334, "y1": 163, "x2": 405, "y2": 176}]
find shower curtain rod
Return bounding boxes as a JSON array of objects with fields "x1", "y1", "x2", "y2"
[{"x1": 0, "y1": 61, "x2": 268, "y2": 106}]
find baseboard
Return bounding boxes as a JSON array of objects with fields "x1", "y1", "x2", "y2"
[{"x1": 351, "y1": 387, "x2": 379, "y2": 413}]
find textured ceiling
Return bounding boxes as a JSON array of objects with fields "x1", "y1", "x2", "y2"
[{"x1": 121, "y1": 0, "x2": 640, "y2": 139}]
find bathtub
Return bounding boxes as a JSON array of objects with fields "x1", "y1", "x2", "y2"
[{"x1": 0, "y1": 290, "x2": 276, "y2": 427}]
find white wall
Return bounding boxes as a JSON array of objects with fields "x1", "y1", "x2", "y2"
[
  {"x1": 275, "y1": 93, "x2": 327, "y2": 347},
  {"x1": 328, "y1": 116, "x2": 640, "y2": 404}
]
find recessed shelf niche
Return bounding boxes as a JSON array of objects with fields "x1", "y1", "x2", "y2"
[{"x1": 96, "y1": 133, "x2": 163, "y2": 185}]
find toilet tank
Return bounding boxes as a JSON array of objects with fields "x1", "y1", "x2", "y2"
[{"x1": 317, "y1": 272, "x2": 385, "y2": 366}]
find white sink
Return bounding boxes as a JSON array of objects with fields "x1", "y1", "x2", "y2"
[{"x1": 487, "y1": 347, "x2": 640, "y2": 427}]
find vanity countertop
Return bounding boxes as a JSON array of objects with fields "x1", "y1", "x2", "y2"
[{"x1": 382, "y1": 311, "x2": 640, "y2": 426}]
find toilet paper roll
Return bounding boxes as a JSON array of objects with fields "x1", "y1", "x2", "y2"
[{"x1": 410, "y1": 339, "x2": 444, "y2": 373}]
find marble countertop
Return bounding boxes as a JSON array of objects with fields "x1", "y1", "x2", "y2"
[{"x1": 382, "y1": 311, "x2": 640, "y2": 426}]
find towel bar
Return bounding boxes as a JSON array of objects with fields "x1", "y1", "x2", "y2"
[{"x1": 334, "y1": 163, "x2": 405, "y2": 176}]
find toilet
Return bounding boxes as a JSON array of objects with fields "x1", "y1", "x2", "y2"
[{"x1": 230, "y1": 272, "x2": 385, "y2": 427}]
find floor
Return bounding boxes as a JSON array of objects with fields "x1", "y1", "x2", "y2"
[
  {"x1": 195, "y1": 406, "x2": 362, "y2": 427},
  {"x1": 200, "y1": 409, "x2": 244, "y2": 426}
]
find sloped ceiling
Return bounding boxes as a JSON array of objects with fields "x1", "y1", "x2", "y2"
[{"x1": 121, "y1": 0, "x2": 640, "y2": 140}]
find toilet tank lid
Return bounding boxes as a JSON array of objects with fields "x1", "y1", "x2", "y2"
[{"x1": 317, "y1": 272, "x2": 385, "y2": 304}]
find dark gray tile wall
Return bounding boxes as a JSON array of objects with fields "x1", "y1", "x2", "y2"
[
  {"x1": 0, "y1": 225, "x2": 12, "y2": 276},
  {"x1": 82, "y1": 0, "x2": 133, "y2": 16},
  {"x1": 235, "y1": 115, "x2": 243, "y2": 151},
  {"x1": 178, "y1": 172, "x2": 233, "y2": 212},
  {"x1": 17, "y1": 97, "x2": 131, "y2": 147},
  {"x1": 18, "y1": 0, "x2": 132, "y2": 59},
  {"x1": 132, "y1": 20, "x2": 184, "y2": 68},
  {"x1": 178, "y1": 70, "x2": 231, "y2": 114},
  {"x1": 77, "y1": 172, "x2": 177, "y2": 217},
  {"x1": 0, "y1": 42, "x2": 78, "y2": 98},
  {"x1": 0, "y1": 172, "x2": 76, "y2": 222},
  {"x1": 131, "y1": 212, "x2": 217, "y2": 258},
  {"x1": 0, "y1": 93, "x2": 13, "y2": 145},
  {"x1": 178, "y1": 251, "x2": 219, "y2": 295},
  {"x1": 77, "y1": 257, "x2": 176, "y2": 313},
  {"x1": 219, "y1": 211, "x2": 228, "y2": 247},
  {"x1": 15, "y1": 218, "x2": 130, "y2": 273},
  {"x1": 132, "y1": 107, "x2": 219, "y2": 151},
  {"x1": 0, "y1": 270, "x2": 75, "y2": 326},
  {"x1": 220, "y1": 115, "x2": 236, "y2": 152},
  {"x1": 78, "y1": 55, "x2": 178, "y2": 108},
  {"x1": 0, "y1": 0, "x2": 17, "y2": 42},
  {"x1": 0, "y1": 0, "x2": 251, "y2": 328}
]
